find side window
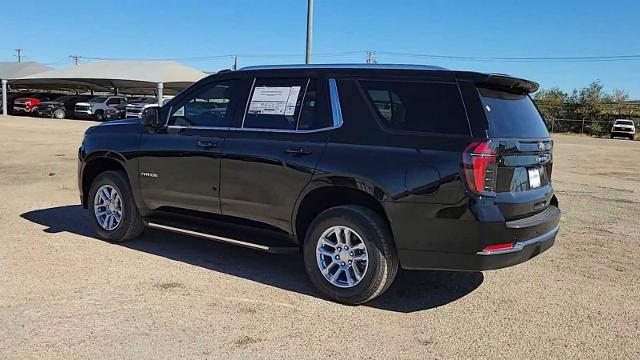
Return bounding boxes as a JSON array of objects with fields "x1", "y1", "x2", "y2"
[
  {"x1": 243, "y1": 78, "x2": 308, "y2": 130},
  {"x1": 106, "y1": 98, "x2": 121, "y2": 105},
  {"x1": 297, "y1": 79, "x2": 332, "y2": 130},
  {"x1": 360, "y1": 80, "x2": 470, "y2": 135},
  {"x1": 169, "y1": 80, "x2": 237, "y2": 127}
]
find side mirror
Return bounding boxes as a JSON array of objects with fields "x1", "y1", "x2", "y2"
[{"x1": 140, "y1": 106, "x2": 163, "y2": 128}]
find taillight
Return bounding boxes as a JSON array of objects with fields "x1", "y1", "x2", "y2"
[{"x1": 463, "y1": 141, "x2": 497, "y2": 194}]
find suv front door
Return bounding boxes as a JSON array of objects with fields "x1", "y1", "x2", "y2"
[
  {"x1": 220, "y1": 76, "x2": 333, "y2": 232},
  {"x1": 138, "y1": 77, "x2": 246, "y2": 214}
]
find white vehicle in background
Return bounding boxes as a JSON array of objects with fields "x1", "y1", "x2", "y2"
[
  {"x1": 610, "y1": 119, "x2": 636, "y2": 140},
  {"x1": 75, "y1": 95, "x2": 126, "y2": 121},
  {"x1": 126, "y1": 97, "x2": 172, "y2": 118}
]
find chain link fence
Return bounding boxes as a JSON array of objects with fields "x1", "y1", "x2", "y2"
[{"x1": 547, "y1": 118, "x2": 638, "y2": 137}]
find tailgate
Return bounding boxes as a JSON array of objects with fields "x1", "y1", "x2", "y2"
[
  {"x1": 477, "y1": 87, "x2": 555, "y2": 220},
  {"x1": 493, "y1": 138, "x2": 555, "y2": 220}
]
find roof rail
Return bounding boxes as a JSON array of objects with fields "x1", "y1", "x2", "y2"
[{"x1": 239, "y1": 64, "x2": 448, "y2": 71}]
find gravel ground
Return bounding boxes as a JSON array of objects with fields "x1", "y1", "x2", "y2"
[{"x1": 1, "y1": 115, "x2": 638, "y2": 359}]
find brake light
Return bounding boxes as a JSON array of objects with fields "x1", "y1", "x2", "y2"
[{"x1": 463, "y1": 141, "x2": 497, "y2": 194}]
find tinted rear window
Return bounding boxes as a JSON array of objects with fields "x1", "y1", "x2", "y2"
[
  {"x1": 360, "y1": 80, "x2": 470, "y2": 135},
  {"x1": 616, "y1": 120, "x2": 634, "y2": 126},
  {"x1": 479, "y1": 88, "x2": 549, "y2": 138}
]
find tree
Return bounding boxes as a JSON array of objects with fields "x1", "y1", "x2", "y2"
[
  {"x1": 577, "y1": 81, "x2": 608, "y2": 119},
  {"x1": 534, "y1": 87, "x2": 568, "y2": 120},
  {"x1": 610, "y1": 88, "x2": 629, "y2": 103},
  {"x1": 609, "y1": 88, "x2": 630, "y2": 117}
]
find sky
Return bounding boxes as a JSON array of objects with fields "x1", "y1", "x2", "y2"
[{"x1": 2, "y1": 0, "x2": 640, "y2": 97}]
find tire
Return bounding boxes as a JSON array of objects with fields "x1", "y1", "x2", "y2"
[
  {"x1": 94, "y1": 110, "x2": 104, "y2": 121},
  {"x1": 88, "y1": 170, "x2": 144, "y2": 242},
  {"x1": 610, "y1": 134, "x2": 614, "y2": 139},
  {"x1": 302, "y1": 205, "x2": 399, "y2": 305},
  {"x1": 53, "y1": 109, "x2": 65, "y2": 119}
]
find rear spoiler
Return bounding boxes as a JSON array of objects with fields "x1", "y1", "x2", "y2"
[{"x1": 457, "y1": 72, "x2": 539, "y2": 94}]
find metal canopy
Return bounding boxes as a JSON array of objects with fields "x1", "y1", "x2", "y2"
[
  {"x1": 11, "y1": 60, "x2": 206, "y2": 96},
  {"x1": 1, "y1": 62, "x2": 54, "y2": 115},
  {"x1": 0, "y1": 62, "x2": 52, "y2": 80}
]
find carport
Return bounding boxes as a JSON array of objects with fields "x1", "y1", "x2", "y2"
[
  {"x1": 1, "y1": 62, "x2": 53, "y2": 115},
  {"x1": 9, "y1": 60, "x2": 207, "y2": 111}
]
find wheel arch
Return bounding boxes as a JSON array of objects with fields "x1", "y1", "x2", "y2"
[
  {"x1": 293, "y1": 177, "x2": 393, "y2": 244},
  {"x1": 81, "y1": 152, "x2": 130, "y2": 208}
]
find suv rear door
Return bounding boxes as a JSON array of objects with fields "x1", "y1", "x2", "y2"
[{"x1": 219, "y1": 74, "x2": 332, "y2": 232}]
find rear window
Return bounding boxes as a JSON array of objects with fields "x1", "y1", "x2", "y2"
[
  {"x1": 479, "y1": 88, "x2": 549, "y2": 138},
  {"x1": 615, "y1": 120, "x2": 634, "y2": 126},
  {"x1": 360, "y1": 80, "x2": 470, "y2": 135}
]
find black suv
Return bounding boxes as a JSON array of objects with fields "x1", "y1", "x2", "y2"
[
  {"x1": 34, "y1": 95, "x2": 92, "y2": 119},
  {"x1": 78, "y1": 65, "x2": 560, "y2": 304}
]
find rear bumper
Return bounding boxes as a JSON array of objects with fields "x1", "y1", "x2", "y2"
[
  {"x1": 611, "y1": 131, "x2": 634, "y2": 136},
  {"x1": 399, "y1": 225, "x2": 557, "y2": 271},
  {"x1": 394, "y1": 204, "x2": 561, "y2": 271}
]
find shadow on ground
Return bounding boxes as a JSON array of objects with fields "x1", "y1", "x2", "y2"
[{"x1": 21, "y1": 205, "x2": 484, "y2": 313}]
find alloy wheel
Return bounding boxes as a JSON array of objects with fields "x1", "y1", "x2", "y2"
[
  {"x1": 316, "y1": 226, "x2": 369, "y2": 288},
  {"x1": 93, "y1": 184, "x2": 123, "y2": 231}
]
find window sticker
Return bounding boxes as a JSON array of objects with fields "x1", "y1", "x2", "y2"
[{"x1": 248, "y1": 86, "x2": 301, "y2": 116}]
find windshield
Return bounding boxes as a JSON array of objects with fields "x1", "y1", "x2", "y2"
[
  {"x1": 141, "y1": 98, "x2": 158, "y2": 104},
  {"x1": 479, "y1": 88, "x2": 549, "y2": 138},
  {"x1": 89, "y1": 96, "x2": 108, "y2": 103}
]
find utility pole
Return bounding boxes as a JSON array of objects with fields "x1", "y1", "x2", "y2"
[
  {"x1": 70, "y1": 55, "x2": 80, "y2": 66},
  {"x1": 305, "y1": 0, "x2": 313, "y2": 64},
  {"x1": 366, "y1": 51, "x2": 377, "y2": 64},
  {"x1": 232, "y1": 55, "x2": 238, "y2": 71},
  {"x1": 15, "y1": 49, "x2": 23, "y2": 62}
]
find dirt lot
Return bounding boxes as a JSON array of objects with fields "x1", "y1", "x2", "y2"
[{"x1": 0, "y1": 115, "x2": 638, "y2": 359}]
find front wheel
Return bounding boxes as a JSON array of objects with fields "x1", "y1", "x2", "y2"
[
  {"x1": 53, "y1": 109, "x2": 66, "y2": 119},
  {"x1": 94, "y1": 110, "x2": 104, "y2": 121},
  {"x1": 303, "y1": 205, "x2": 399, "y2": 305},
  {"x1": 88, "y1": 170, "x2": 144, "y2": 242}
]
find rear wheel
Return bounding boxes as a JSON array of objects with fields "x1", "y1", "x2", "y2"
[
  {"x1": 53, "y1": 109, "x2": 65, "y2": 119},
  {"x1": 303, "y1": 205, "x2": 399, "y2": 305},
  {"x1": 88, "y1": 170, "x2": 144, "y2": 242}
]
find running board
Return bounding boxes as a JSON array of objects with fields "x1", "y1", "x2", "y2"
[{"x1": 144, "y1": 217, "x2": 299, "y2": 254}]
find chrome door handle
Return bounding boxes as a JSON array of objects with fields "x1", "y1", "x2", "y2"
[
  {"x1": 197, "y1": 141, "x2": 217, "y2": 149},
  {"x1": 285, "y1": 148, "x2": 312, "y2": 156}
]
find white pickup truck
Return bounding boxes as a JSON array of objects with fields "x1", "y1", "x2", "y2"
[{"x1": 610, "y1": 119, "x2": 636, "y2": 140}]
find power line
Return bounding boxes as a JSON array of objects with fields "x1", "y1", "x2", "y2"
[
  {"x1": 30, "y1": 50, "x2": 640, "y2": 66},
  {"x1": 74, "y1": 51, "x2": 365, "y2": 63},
  {"x1": 376, "y1": 51, "x2": 640, "y2": 63}
]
